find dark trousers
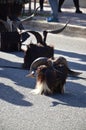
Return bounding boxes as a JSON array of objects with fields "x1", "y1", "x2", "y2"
[
  {"x1": 48, "y1": 0, "x2": 58, "y2": 19},
  {"x1": 39, "y1": 0, "x2": 44, "y2": 10},
  {"x1": 59, "y1": 0, "x2": 80, "y2": 11}
]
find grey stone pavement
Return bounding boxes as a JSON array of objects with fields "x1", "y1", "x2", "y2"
[
  {"x1": 0, "y1": 34, "x2": 86, "y2": 130},
  {"x1": 22, "y1": 2, "x2": 86, "y2": 38}
]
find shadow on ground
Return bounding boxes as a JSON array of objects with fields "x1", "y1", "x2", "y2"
[
  {"x1": 0, "y1": 83, "x2": 33, "y2": 107},
  {"x1": 0, "y1": 49, "x2": 86, "y2": 107}
]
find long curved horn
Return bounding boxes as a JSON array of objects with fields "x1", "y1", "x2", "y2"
[
  {"x1": 26, "y1": 57, "x2": 51, "y2": 77},
  {"x1": 46, "y1": 20, "x2": 69, "y2": 34},
  {"x1": 22, "y1": 30, "x2": 43, "y2": 43},
  {"x1": 43, "y1": 31, "x2": 48, "y2": 45},
  {"x1": 30, "y1": 57, "x2": 48, "y2": 71},
  {"x1": 21, "y1": 6, "x2": 40, "y2": 22},
  {"x1": 42, "y1": 20, "x2": 69, "y2": 43}
]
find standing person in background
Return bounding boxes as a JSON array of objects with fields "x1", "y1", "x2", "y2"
[
  {"x1": 39, "y1": 0, "x2": 44, "y2": 11},
  {"x1": 58, "y1": 0, "x2": 82, "y2": 13},
  {"x1": 47, "y1": 0, "x2": 59, "y2": 22}
]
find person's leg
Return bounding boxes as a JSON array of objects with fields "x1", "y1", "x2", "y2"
[
  {"x1": 58, "y1": 0, "x2": 65, "y2": 12},
  {"x1": 39, "y1": 0, "x2": 44, "y2": 11},
  {"x1": 47, "y1": 0, "x2": 58, "y2": 22},
  {"x1": 73, "y1": 0, "x2": 82, "y2": 13}
]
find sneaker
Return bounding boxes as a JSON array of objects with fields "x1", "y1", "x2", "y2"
[{"x1": 47, "y1": 17, "x2": 59, "y2": 22}]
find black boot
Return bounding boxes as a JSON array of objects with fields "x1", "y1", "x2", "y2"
[
  {"x1": 58, "y1": 0, "x2": 65, "y2": 12},
  {"x1": 73, "y1": 0, "x2": 82, "y2": 13}
]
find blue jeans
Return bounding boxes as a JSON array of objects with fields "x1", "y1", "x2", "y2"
[{"x1": 48, "y1": 0, "x2": 58, "y2": 19}]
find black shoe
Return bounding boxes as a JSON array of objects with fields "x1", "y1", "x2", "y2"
[
  {"x1": 58, "y1": 9, "x2": 62, "y2": 13},
  {"x1": 76, "y1": 10, "x2": 82, "y2": 13}
]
